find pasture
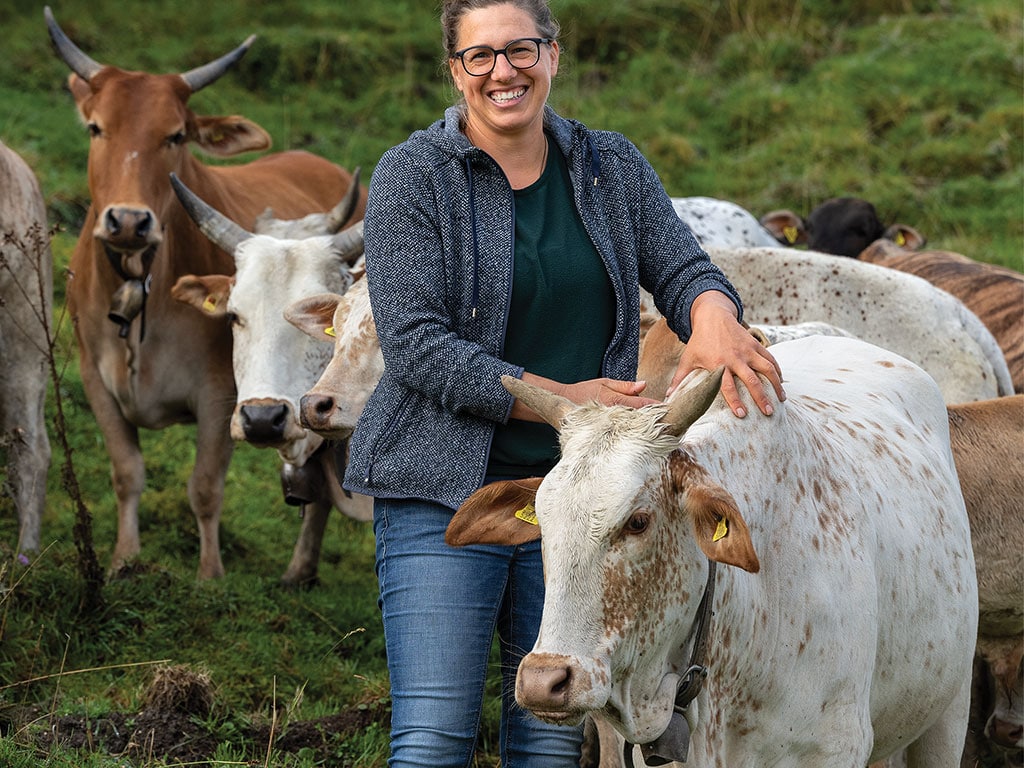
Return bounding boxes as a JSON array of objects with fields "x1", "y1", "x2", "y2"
[{"x1": 0, "y1": 0, "x2": 1021, "y2": 765}]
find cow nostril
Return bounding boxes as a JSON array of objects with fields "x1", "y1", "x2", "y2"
[
  {"x1": 314, "y1": 396, "x2": 335, "y2": 415},
  {"x1": 105, "y1": 208, "x2": 121, "y2": 236},
  {"x1": 136, "y1": 211, "x2": 154, "y2": 239}
]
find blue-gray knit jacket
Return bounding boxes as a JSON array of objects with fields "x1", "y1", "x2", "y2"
[{"x1": 343, "y1": 105, "x2": 743, "y2": 510}]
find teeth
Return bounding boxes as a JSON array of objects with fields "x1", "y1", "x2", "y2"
[{"x1": 492, "y1": 88, "x2": 525, "y2": 103}]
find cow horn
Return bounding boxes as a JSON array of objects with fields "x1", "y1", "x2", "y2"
[
  {"x1": 662, "y1": 367, "x2": 725, "y2": 437},
  {"x1": 324, "y1": 167, "x2": 362, "y2": 233},
  {"x1": 179, "y1": 34, "x2": 257, "y2": 93},
  {"x1": 169, "y1": 172, "x2": 251, "y2": 254},
  {"x1": 500, "y1": 375, "x2": 575, "y2": 431},
  {"x1": 44, "y1": 7, "x2": 104, "y2": 82},
  {"x1": 331, "y1": 220, "x2": 365, "y2": 266}
]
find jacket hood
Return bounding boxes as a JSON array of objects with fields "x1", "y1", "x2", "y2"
[{"x1": 412, "y1": 105, "x2": 602, "y2": 184}]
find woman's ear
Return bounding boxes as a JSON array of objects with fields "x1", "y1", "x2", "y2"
[{"x1": 449, "y1": 59, "x2": 465, "y2": 93}]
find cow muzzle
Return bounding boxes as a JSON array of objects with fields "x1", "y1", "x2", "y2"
[
  {"x1": 516, "y1": 653, "x2": 601, "y2": 725},
  {"x1": 233, "y1": 400, "x2": 311, "y2": 451},
  {"x1": 95, "y1": 205, "x2": 163, "y2": 252},
  {"x1": 299, "y1": 393, "x2": 352, "y2": 439}
]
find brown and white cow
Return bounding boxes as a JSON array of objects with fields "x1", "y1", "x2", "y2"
[
  {"x1": 0, "y1": 140, "x2": 53, "y2": 556},
  {"x1": 287, "y1": 277, "x2": 380, "y2": 440},
  {"x1": 450, "y1": 335, "x2": 977, "y2": 767},
  {"x1": 169, "y1": 174, "x2": 372, "y2": 586},
  {"x1": 858, "y1": 238, "x2": 1024, "y2": 394},
  {"x1": 46, "y1": 7, "x2": 360, "y2": 578}
]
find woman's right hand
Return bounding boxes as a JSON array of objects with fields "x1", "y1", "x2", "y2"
[{"x1": 511, "y1": 373, "x2": 660, "y2": 422}]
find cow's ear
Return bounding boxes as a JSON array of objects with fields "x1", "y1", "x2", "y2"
[
  {"x1": 67, "y1": 74, "x2": 93, "y2": 120},
  {"x1": 192, "y1": 115, "x2": 272, "y2": 157},
  {"x1": 672, "y1": 456, "x2": 760, "y2": 572},
  {"x1": 759, "y1": 209, "x2": 807, "y2": 246},
  {"x1": 446, "y1": 478, "x2": 544, "y2": 547},
  {"x1": 171, "y1": 274, "x2": 232, "y2": 317},
  {"x1": 883, "y1": 223, "x2": 926, "y2": 250},
  {"x1": 284, "y1": 294, "x2": 342, "y2": 342},
  {"x1": 687, "y1": 484, "x2": 759, "y2": 573}
]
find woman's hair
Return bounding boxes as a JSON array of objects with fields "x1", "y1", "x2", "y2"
[{"x1": 440, "y1": 0, "x2": 561, "y2": 58}]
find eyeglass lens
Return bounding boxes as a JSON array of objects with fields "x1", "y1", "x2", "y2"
[{"x1": 459, "y1": 38, "x2": 542, "y2": 76}]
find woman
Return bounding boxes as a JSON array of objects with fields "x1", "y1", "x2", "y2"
[{"x1": 344, "y1": 1, "x2": 785, "y2": 765}]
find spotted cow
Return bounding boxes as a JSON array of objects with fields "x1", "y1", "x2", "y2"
[
  {"x1": 449, "y1": 335, "x2": 977, "y2": 767},
  {"x1": 670, "y1": 197, "x2": 780, "y2": 249}
]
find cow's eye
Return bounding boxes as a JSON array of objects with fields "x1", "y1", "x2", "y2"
[
  {"x1": 624, "y1": 512, "x2": 650, "y2": 535},
  {"x1": 166, "y1": 130, "x2": 187, "y2": 147},
  {"x1": 87, "y1": 123, "x2": 102, "y2": 138}
]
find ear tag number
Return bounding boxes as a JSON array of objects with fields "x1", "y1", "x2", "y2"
[{"x1": 515, "y1": 503, "x2": 538, "y2": 525}]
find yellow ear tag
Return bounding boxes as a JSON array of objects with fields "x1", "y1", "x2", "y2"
[
  {"x1": 324, "y1": 326, "x2": 336, "y2": 338},
  {"x1": 202, "y1": 295, "x2": 218, "y2": 313},
  {"x1": 783, "y1": 225, "x2": 799, "y2": 244},
  {"x1": 713, "y1": 517, "x2": 729, "y2": 542},
  {"x1": 895, "y1": 231, "x2": 906, "y2": 247},
  {"x1": 515, "y1": 503, "x2": 538, "y2": 526}
]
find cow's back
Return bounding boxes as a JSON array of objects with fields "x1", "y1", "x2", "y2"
[
  {"x1": 858, "y1": 242, "x2": 1024, "y2": 394},
  {"x1": 684, "y1": 336, "x2": 977, "y2": 764},
  {"x1": 708, "y1": 246, "x2": 1014, "y2": 401}
]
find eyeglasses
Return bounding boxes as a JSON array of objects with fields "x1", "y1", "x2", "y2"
[{"x1": 452, "y1": 37, "x2": 553, "y2": 77}]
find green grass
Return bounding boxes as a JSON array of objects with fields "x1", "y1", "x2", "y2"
[{"x1": 0, "y1": 0, "x2": 1021, "y2": 764}]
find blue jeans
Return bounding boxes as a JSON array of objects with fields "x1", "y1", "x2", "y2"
[{"x1": 374, "y1": 496, "x2": 583, "y2": 768}]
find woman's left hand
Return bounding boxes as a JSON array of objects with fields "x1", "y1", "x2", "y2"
[{"x1": 666, "y1": 291, "x2": 785, "y2": 418}]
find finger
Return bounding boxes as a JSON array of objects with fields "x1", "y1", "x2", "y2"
[
  {"x1": 740, "y1": 361, "x2": 780, "y2": 416},
  {"x1": 719, "y1": 370, "x2": 746, "y2": 419}
]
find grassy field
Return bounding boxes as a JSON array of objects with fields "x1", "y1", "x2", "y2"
[{"x1": 0, "y1": 0, "x2": 1021, "y2": 765}]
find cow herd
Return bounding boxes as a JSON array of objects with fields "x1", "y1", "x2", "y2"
[{"x1": 0, "y1": 9, "x2": 1021, "y2": 768}]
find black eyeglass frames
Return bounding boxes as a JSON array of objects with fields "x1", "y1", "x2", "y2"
[{"x1": 452, "y1": 37, "x2": 554, "y2": 77}]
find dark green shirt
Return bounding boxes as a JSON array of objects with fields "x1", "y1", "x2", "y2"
[{"x1": 487, "y1": 134, "x2": 615, "y2": 478}]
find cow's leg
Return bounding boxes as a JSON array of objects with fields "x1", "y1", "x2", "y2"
[
  {"x1": 0, "y1": 339, "x2": 50, "y2": 553},
  {"x1": 190, "y1": 401, "x2": 233, "y2": 580},
  {"x1": 76, "y1": 355, "x2": 145, "y2": 574},
  {"x1": 905, "y1": 670, "x2": 973, "y2": 768},
  {"x1": 281, "y1": 498, "x2": 330, "y2": 587}
]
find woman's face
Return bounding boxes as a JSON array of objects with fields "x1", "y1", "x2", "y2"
[{"x1": 449, "y1": 3, "x2": 559, "y2": 142}]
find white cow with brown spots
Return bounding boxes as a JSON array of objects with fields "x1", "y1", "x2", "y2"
[{"x1": 449, "y1": 335, "x2": 977, "y2": 767}]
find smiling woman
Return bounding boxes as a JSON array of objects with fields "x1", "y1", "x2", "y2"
[{"x1": 343, "y1": 0, "x2": 784, "y2": 766}]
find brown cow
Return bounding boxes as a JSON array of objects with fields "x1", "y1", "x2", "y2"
[
  {"x1": 858, "y1": 238, "x2": 1024, "y2": 394},
  {"x1": 46, "y1": 7, "x2": 362, "y2": 578}
]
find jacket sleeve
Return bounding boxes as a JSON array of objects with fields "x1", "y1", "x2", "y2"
[
  {"x1": 362, "y1": 145, "x2": 521, "y2": 424},
  {"x1": 614, "y1": 137, "x2": 744, "y2": 341}
]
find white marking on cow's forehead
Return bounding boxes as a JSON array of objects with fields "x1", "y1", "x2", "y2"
[{"x1": 539, "y1": 403, "x2": 680, "y2": 537}]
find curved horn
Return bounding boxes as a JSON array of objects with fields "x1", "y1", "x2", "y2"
[
  {"x1": 662, "y1": 367, "x2": 725, "y2": 438},
  {"x1": 179, "y1": 34, "x2": 257, "y2": 93},
  {"x1": 44, "y1": 6, "x2": 104, "y2": 82},
  {"x1": 169, "y1": 173, "x2": 251, "y2": 254},
  {"x1": 500, "y1": 375, "x2": 575, "y2": 431},
  {"x1": 324, "y1": 167, "x2": 362, "y2": 233},
  {"x1": 331, "y1": 220, "x2": 365, "y2": 266}
]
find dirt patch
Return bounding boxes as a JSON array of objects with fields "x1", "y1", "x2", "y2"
[
  {"x1": 31, "y1": 705, "x2": 382, "y2": 764},
  {"x1": 6, "y1": 664, "x2": 386, "y2": 765}
]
